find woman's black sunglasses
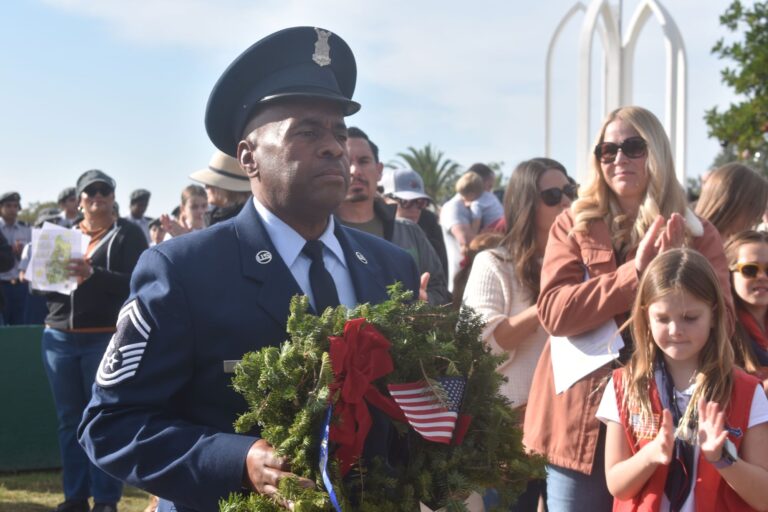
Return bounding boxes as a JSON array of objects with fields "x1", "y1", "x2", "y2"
[
  {"x1": 594, "y1": 136, "x2": 648, "y2": 163},
  {"x1": 540, "y1": 184, "x2": 578, "y2": 206},
  {"x1": 83, "y1": 184, "x2": 114, "y2": 197}
]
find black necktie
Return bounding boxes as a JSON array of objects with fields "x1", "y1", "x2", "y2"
[{"x1": 302, "y1": 240, "x2": 340, "y2": 314}]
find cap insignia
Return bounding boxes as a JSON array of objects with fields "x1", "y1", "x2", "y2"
[{"x1": 312, "y1": 28, "x2": 332, "y2": 67}]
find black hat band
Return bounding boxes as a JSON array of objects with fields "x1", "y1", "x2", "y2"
[{"x1": 209, "y1": 166, "x2": 249, "y2": 181}]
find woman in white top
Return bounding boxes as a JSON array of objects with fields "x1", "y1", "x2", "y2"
[{"x1": 462, "y1": 157, "x2": 576, "y2": 510}]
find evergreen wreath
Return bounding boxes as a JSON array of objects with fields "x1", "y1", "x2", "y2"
[{"x1": 221, "y1": 285, "x2": 543, "y2": 512}]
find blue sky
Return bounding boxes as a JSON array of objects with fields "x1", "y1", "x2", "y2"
[{"x1": 1, "y1": 0, "x2": 744, "y2": 217}]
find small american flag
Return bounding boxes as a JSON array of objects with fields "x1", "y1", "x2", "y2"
[{"x1": 388, "y1": 376, "x2": 466, "y2": 444}]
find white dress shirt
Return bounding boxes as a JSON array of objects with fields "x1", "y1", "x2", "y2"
[{"x1": 252, "y1": 197, "x2": 357, "y2": 310}]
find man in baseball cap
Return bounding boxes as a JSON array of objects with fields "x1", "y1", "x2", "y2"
[
  {"x1": 81, "y1": 26, "x2": 419, "y2": 511},
  {"x1": 124, "y1": 189, "x2": 152, "y2": 244}
]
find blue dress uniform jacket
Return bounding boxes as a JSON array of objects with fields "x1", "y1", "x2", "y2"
[{"x1": 78, "y1": 200, "x2": 420, "y2": 512}]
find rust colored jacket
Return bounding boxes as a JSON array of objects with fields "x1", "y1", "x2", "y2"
[{"x1": 523, "y1": 209, "x2": 732, "y2": 474}]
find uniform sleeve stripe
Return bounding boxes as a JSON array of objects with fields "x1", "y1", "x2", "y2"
[
  {"x1": 118, "y1": 301, "x2": 151, "y2": 339},
  {"x1": 118, "y1": 341, "x2": 148, "y2": 352},
  {"x1": 98, "y1": 363, "x2": 140, "y2": 380},
  {"x1": 120, "y1": 356, "x2": 143, "y2": 365},
  {"x1": 97, "y1": 370, "x2": 138, "y2": 386}
]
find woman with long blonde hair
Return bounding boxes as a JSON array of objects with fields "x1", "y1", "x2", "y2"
[{"x1": 524, "y1": 106, "x2": 733, "y2": 511}]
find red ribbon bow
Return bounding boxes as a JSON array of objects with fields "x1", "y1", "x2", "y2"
[{"x1": 328, "y1": 318, "x2": 406, "y2": 476}]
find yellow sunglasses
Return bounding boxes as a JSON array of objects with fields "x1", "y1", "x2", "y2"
[{"x1": 730, "y1": 262, "x2": 768, "y2": 279}]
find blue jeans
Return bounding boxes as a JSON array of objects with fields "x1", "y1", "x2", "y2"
[
  {"x1": 41, "y1": 328, "x2": 123, "y2": 503},
  {"x1": 545, "y1": 426, "x2": 612, "y2": 512}
]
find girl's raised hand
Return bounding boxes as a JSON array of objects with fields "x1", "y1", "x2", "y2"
[
  {"x1": 697, "y1": 397, "x2": 729, "y2": 462},
  {"x1": 650, "y1": 408, "x2": 675, "y2": 465}
]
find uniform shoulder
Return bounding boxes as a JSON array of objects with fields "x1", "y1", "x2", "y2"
[{"x1": 341, "y1": 224, "x2": 411, "y2": 260}]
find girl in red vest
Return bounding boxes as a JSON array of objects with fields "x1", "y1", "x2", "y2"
[
  {"x1": 724, "y1": 230, "x2": 768, "y2": 392},
  {"x1": 597, "y1": 248, "x2": 768, "y2": 511}
]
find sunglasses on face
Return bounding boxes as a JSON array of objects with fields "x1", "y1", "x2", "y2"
[
  {"x1": 83, "y1": 184, "x2": 113, "y2": 197},
  {"x1": 730, "y1": 262, "x2": 768, "y2": 279},
  {"x1": 540, "y1": 183, "x2": 578, "y2": 206},
  {"x1": 396, "y1": 198, "x2": 429, "y2": 209},
  {"x1": 594, "y1": 136, "x2": 648, "y2": 163}
]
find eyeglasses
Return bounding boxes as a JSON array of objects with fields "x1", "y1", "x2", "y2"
[
  {"x1": 594, "y1": 136, "x2": 648, "y2": 164},
  {"x1": 540, "y1": 184, "x2": 578, "y2": 206},
  {"x1": 83, "y1": 184, "x2": 113, "y2": 197},
  {"x1": 396, "y1": 198, "x2": 429, "y2": 209},
  {"x1": 730, "y1": 262, "x2": 768, "y2": 279}
]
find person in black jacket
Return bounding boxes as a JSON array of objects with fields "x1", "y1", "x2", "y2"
[{"x1": 42, "y1": 170, "x2": 147, "y2": 512}]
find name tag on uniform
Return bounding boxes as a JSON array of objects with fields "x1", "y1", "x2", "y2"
[{"x1": 223, "y1": 360, "x2": 242, "y2": 373}]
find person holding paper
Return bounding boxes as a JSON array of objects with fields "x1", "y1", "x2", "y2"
[
  {"x1": 523, "y1": 106, "x2": 732, "y2": 511},
  {"x1": 41, "y1": 169, "x2": 147, "y2": 512},
  {"x1": 462, "y1": 157, "x2": 574, "y2": 510}
]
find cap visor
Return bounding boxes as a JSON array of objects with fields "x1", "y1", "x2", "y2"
[{"x1": 393, "y1": 191, "x2": 430, "y2": 201}]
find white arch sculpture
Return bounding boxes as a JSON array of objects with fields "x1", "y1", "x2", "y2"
[{"x1": 545, "y1": 0, "x2": 687, "y2": 183}]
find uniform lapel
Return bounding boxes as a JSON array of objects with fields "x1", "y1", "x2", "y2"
[
  {"x1": 334, "y1": 219, "x2": 389, "y2": 305},
  {"x1": 234, "y1": 201, "x2": 304, "y2": 326}
]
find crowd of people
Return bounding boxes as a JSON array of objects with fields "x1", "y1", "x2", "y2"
[{"x1": 3, "y1": 25, "x2": 768, "y2": 512}]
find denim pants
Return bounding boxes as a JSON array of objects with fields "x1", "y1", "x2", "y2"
[
  {"x1": 545, "y1": 426, "x2": 613, "y2": 512},
  {"x1": 41, "y1": 327, "x2": 123, "y2": 503}
]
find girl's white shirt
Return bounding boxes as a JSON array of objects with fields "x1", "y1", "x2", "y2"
[{"x1": 597, "y1": 369, "x2": 768, "y2": 512}]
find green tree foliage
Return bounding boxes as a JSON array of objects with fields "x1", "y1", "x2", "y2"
[
  {"x1": 705, "y1": 1, "x2": 768, "y2": 172},
  {"x1": 394, "y1": 145, "x2": 461, "y2": 203}
]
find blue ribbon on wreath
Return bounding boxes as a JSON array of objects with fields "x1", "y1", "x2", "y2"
[{"x1": 319, "y1": 405, "x2": 342, "y2": 512}]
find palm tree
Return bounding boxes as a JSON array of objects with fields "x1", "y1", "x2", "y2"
[{"x1": 394, "y1": 144, "x2": 461, "y2": 203}]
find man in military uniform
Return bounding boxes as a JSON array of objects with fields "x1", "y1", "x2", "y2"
[
  {"x1": 124, "y1": 189, "x2": 152, "y2": 243},
  {"x1": 0, "y1": 191, "x2": 32, "y2": 324},
  {"x1": 57, "y1": 187, "x2": 80, "y2": 228},
  {"x1": 79, "y1": 27, "x2": 419, "y2": 512}
]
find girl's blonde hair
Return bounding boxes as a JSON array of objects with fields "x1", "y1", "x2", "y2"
[
  {"x1": 572, "y1": 106, "x2": 688, "y2": 257},
  {"x1": 623, "y1": 248, "x2": 734, "y2": 441}
]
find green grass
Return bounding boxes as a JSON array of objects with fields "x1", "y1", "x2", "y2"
[{"x1": 0, "y1": 470, "x2": 151, "y2": 512}]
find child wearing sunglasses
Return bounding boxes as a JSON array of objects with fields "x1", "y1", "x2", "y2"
[
  {"x1": 598, "y1": 249, "x2": 768, "y2": 511},
  {"x1": 725, "y1": 231, "x2": 768, "y2": 392}
]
